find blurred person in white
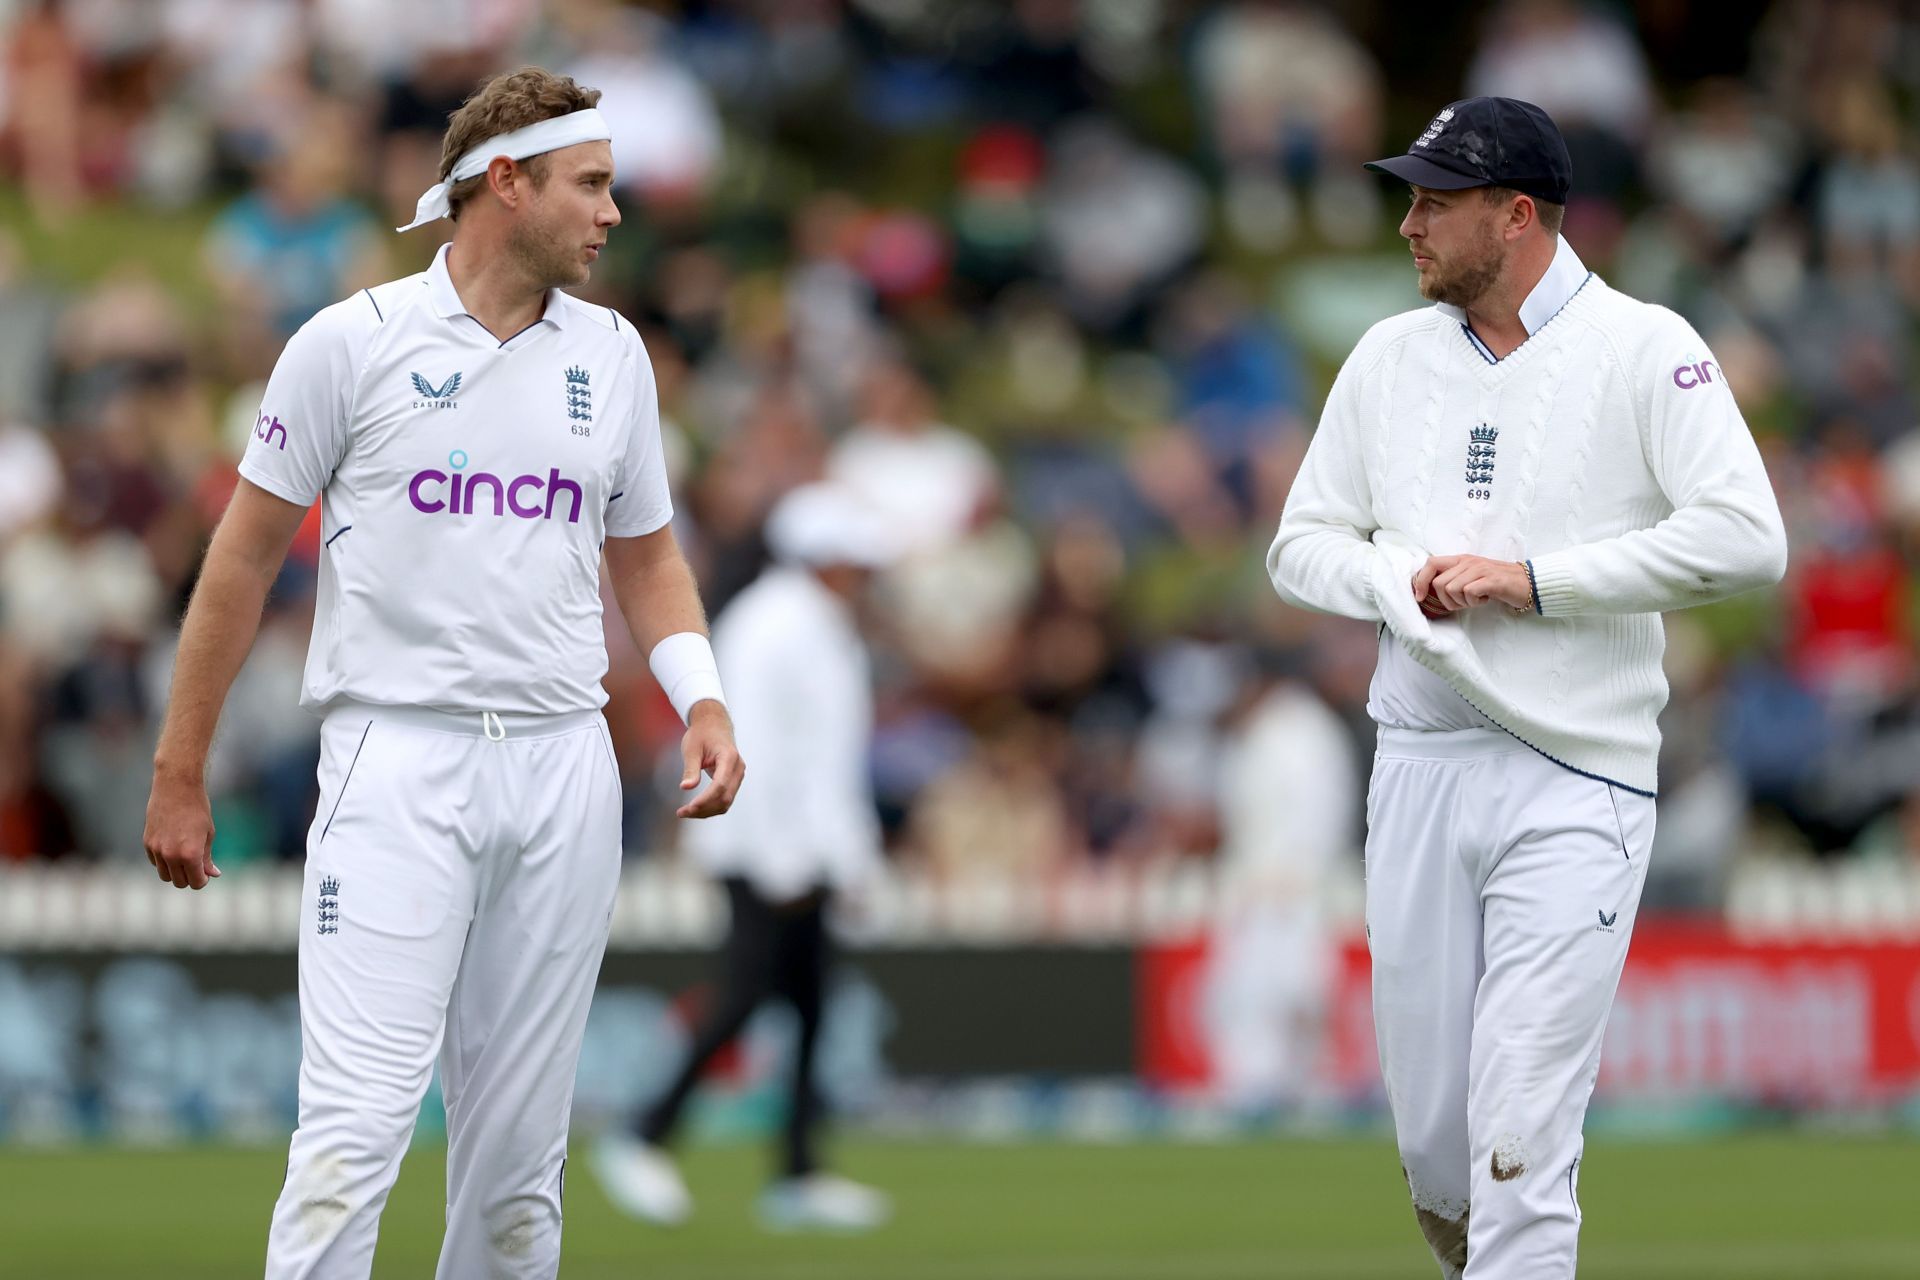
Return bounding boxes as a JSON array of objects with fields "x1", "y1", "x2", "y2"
[
  {"x1": 1645, "y1": 79, "x2": 1793, "y2": 253},
  {"x1": 1038, "y1": 116, "x2": 1207, "y2": 336},
  {"x1": 596, "y1": 484, "x2": 894, "y2": 1234},
  {"x1": 1466, "y1": 0, "x2": 1652, "y2": 144},
  {"x1": 830, "y1": 354, "x2": 1039, "y2": 695},
  {"x1": 1191, "y1": 0, "x2": 1385, "y2": 249},
  {"x1": 827, "y1": 352, "x2": 997, "y2": 556},
  {"x1": 1206, "y1": 638, "x2": 1357, "y2": 1113},
  {"x1": 1271, "y1": 98, "x2": 1786, "y2": 1277},
  {"x1": 0, "y1": 421, "x2": 61, "y2": 545},
  {"x1": 558, "y1": 0, "x2": 722, "y2": 213},
  {"x1": 142, "y1": 67, "x2": 742, "y2": 1279},
  {"x1": 1466, "y1": 0, "x2": 1652, "y2": 205},
  {"x1": 1134, "y1": 638, "x2": 1248, "y2": 858},
  {"x1": 155, "y1": 0, "x2": 307, "y2": 200},
  {"x1": 0, "y1": 421, "x2": 74, "y2": 863},
  {"x1": 310, "y1": 0, "x2": 539, "y2": 81}
]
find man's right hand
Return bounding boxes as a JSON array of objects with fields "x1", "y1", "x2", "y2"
[{"x1": 144, "y1": 764, "x2": 221, "y2": 890}]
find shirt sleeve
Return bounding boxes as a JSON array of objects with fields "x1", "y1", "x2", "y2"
[
  {"x1": 1525, "y1": 312, "x2": 1789, "y2": 616},
  {"x1": 1267, "y1": 338, "x2": 1428, "y2": 624},
  {"x1": 235, "y1": 301, "x2": 365, "y2": 506},
  {"x1": 604, "y1": 333, "x2": 675, "y2": 538}
]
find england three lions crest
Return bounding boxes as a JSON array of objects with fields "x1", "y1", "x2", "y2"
[
  {"x1": 565, "y1": 366, "x2": 592, "y2": 422},
  {"x1": 1465, "y1": 423, "x2": 1497, "y2": 498}
]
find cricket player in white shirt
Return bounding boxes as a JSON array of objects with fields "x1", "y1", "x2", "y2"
[
  {"x1": 595, "y1": 483, "x2": 894, "y2": 1233},
  {"x1": 1268, "y1": 97, "x2": 1787, "y2": 1277},
  {"x1": 141, "y1": 68, "x2": 744, "y2": 1279}
]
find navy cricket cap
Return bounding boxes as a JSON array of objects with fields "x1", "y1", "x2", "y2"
[{"x1": 1365, "y1": 97, "x2": 1572, "y2": 206}]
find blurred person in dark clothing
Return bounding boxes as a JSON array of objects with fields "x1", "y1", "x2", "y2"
[{"x1": 0, "y1": 638, "x2": 75, "y2": 862}]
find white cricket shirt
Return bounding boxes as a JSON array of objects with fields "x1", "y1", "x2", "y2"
[{"x1": 238, "y1": 244, "x2": 673, "y2": 715}]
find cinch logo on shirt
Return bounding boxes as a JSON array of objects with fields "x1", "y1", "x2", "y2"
[
  {"x1": 407, "y1": 450, "x2": 584, "y2": 523},
  {"x1": 1672, "y1": 360, "x2": 1722, "y2": 389},
  {"x1": 254, "y1": 413, "x2": 288, "y2": 449}
]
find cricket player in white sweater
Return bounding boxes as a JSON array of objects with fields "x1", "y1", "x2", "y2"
[
  {"x1": 142, "y1": 68, "x2": 744, "y2": 1279},
  {"x1": 1268, "y1": 97, "x2": 1787, "y2": 1278}
]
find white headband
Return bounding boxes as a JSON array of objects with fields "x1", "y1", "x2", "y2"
[{"x1": 397, "y1": 108, "x2": 611, "y2": 232}]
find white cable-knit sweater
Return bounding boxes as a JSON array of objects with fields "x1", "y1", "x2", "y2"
[{"x1": 1267, "y1": 272, "x2": 1788, "y2": 794}]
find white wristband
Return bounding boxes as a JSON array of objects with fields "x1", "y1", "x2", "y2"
[{"x1": 648, "y1": 631, "x2": 726, "y2": 724}]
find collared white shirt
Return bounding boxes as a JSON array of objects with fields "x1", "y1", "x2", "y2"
[
  {"x1": 1436, "y1": 234, "x2": 1594, "y2": 366},
  {"x1": 1367, "y1": 236, "x2": 1592, "y2": 732},
  {"x1": 238, "y1": 244, "x2": 673, "y2": 715}
]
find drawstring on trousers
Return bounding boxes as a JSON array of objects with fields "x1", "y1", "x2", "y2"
[{"x1": 481, "y1": 711, "x2": 506, "y2": 741}]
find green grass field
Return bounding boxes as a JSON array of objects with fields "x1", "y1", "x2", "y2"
[{"x1": 4, "y1": 1135, "x2": 1917, "y2": 1278}]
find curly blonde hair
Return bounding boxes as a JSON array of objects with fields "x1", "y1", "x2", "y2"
[{"x1": 439, "y1": 67, "x2": 602, "y2": 221}]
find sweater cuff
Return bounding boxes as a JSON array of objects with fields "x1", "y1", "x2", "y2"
[{"x1": 1526, "y1": 550, "x2": 1583, "y2": 617}]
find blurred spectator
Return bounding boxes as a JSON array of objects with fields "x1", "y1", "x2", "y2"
[
  {"x1": 787, "y1": 193, "x2": 884, "y2": 420},
  {"x1": 1205, "y1": 649, "x2": 1356, "y2": 1109},
  {"x1": 1038, "y1": 118, "x2": 1206, "y2": 338},
  {"x1": 1811, "y1": 79, "x2": 1920, "y2": 299},
  {"x1": 1132, "y1": 639, "x2": 1250, "y2": 859},
  {"x1": 562, "y1": 3, "x2": 724, "y2": 214},
  {"x1": 1467, "y1": 0, "x2": 1652, "y2": 202},
  {"x1": 0, "y1": 422, "x2": 61, "y2": 542},
  {"x1": 827, "y1": 355, "x2": 998, "y2": 556},
  {"x1": 1646, "y1": 79, "x2": 1793, "y2": 253},
  {"x1": 202, "y1": 100, "x2": 385, "y2": 353},
  {"x1": 1155, "y1": 270, "x2": 1309, "y2": 517},
  {"x1": 951, "y1": 125, "x2": 1047, "y2": 298},
  {"x1": 0, "y1": 637, "x2": 74, "y2": 861},
  {"x1": 2, "y1": 0, "x2": 87, "y2": 220},
  {"x1": 963, "y1": 0, "x2": 1106, "y2": 129},
  {"x1": 1192, "y1": 0, "x2": 1385, "y2": 248},
  {"x1": 909, "y1": 709, "x2": 1073, "y2": 880}
]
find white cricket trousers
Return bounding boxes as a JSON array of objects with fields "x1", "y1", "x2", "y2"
[
  {"x1": 1365, "y1": 725, "x2": 1653, "y2": 1280},
  {"x1": 266, "y1": 703, "x2": 623, "y2": 1280}
]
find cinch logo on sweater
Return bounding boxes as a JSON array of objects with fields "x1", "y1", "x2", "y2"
[
  {"x1": 407, "y1": 450, "x2": 584, "y2": 522},
  {"x1": 1672, "y1": 360, "x2": 1721, "y2": 389},
  {"x1": 253, "y1": 413, "x2": 288, "y2": 450}
]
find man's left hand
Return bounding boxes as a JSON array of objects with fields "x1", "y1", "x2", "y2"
[
  {"x1": 1413, "y1": 555, "x2": 1535, "y2": 615},
  {"x1": 676, "y1": 701, "x2": 745, "y2": 819}
]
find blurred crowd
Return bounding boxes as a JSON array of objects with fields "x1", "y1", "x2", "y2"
[{"x1": 1, "y1": 0, "x2": 1917, "y2": 909}]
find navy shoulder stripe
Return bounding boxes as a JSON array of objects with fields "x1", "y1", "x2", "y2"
[{"x1": 364, "y1": 288, "x2": 384, "y2": 322}]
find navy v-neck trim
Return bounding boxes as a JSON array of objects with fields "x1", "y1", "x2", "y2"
[{"x1": 1458, "y1": 272, "x2": 1595, "y2": 367}]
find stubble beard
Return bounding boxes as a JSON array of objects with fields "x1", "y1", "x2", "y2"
[
  {"x1": 1418, "y1": 226, "x2": 1505, "y2": 309},
  {"x1": 508, "y1": 209, "x2": 591, "y2": 291}
]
